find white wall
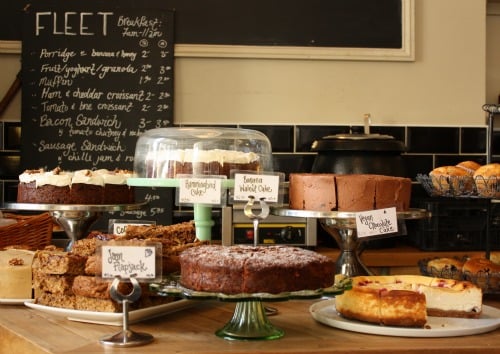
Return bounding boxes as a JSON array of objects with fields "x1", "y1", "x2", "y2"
[{"x1": 0, "y1": 0, "x2": 489, "y2": 127}]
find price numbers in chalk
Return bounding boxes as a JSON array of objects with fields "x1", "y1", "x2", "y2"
[{"x1": 22, "y1": 6, "x2": 174, "y2": 170}]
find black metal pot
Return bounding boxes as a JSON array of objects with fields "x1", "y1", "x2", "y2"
[{"x1": 311, "y1": 133, "x2": 407, "y2": 177}]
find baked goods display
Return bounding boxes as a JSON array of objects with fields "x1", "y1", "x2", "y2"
[
  {"x1": 418, "y1": 161, "x2": 500, "y2": 198},
  {"x1": 420, "y1": 254, "x2": 500, "y2": 293},
  {"x1": 17, "y1": 167, "x2": 135, "y2": 204},
  {"x1": 289, "y1": 173, "x2": 411, "y2": 212},
  {"x1": 425, "y1": 257, "x2": 464, "y2": 280},
  {"x1": 32, "y1": 221, "x2": 200, "y2": 312},
  {"x1": 335, "y1": 275, "x2": 483, "y2": 328},
  {"x1": 179, "y1": 245, "x2": 335, "y2": 295},
  {"x1": 473, "y1": 163, "x2": 500, "y2": 198},
  {"x1": 144, "y1": 149, "x2": 262, "y2": 178},
  {"x1": 132, "y1": 127, "x2": 273, "y2": 179},
  {"x1": 428, "y1": 165, "x2": 474, "y2": 196},
  {"x1": 0, "y1": 249, "x2": 36, "y2": 299},
  {"x1": 456, "y1": 160, "x2": 481, "y2": 175}
]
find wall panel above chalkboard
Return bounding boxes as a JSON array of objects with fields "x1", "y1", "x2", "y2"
[{"x1": 1, "y1": 0, "x2": 414, "y2": 61}]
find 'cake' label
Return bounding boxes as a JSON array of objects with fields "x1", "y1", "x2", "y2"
[
  {"x1": 233, "y1": 173, "x2": 281, "y2": 202},
  {"x1": 355, "y1": 207, "x2": 398, "y2": 238},
  {"x1": 177, "y1": 176, "x2": 225, "y2": 206}
]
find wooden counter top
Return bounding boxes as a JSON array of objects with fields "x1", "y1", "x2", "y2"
[{"x1": 1, "y1": 296, "x2": 499, "y2": 354}]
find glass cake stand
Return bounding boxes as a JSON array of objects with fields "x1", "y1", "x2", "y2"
[
  {"x1": 150, "y1": 275, "x2": 349, "y2": 341},
  {"x1": 2, "y1": 202, "x2": 147, "y2": 250},
  {"x1": 271, "y1": 208, "x2": 428, "y2": 278}
]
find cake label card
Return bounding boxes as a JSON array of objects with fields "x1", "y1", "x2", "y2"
[
  {"x1": 98, "y1": 242, "x2": 162, "y2": 281},
  {"x1": 355, "y1": 207, "x2": 398, "y2": 238},
  {"x1": 108, "y1": 219, "x2": 156, "y2": 236},
  {"x1": 177, "y1": 175, "x2": 226, "y2": 206},
  {"x1": 232, "y1": 172, "x2": 284, "y2": 204}
]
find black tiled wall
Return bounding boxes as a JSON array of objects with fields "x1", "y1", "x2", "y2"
[{"x1": 0, "y1": 122, "x2": 488, "y2": 204}]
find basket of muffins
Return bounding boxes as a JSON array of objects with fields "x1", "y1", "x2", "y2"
[
  {"x1": 417, "y1": 161, "x2": 500, "y2": 198},
  {"x1": 418, "y1": 254, "x2": 500, "y2": 294}
]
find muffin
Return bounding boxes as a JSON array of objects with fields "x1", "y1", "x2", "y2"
[
  {"x1": 463, "y1": 257, "x2": 500, "y2": 291},
  {"x1": 429, "y1": 166, "x2": 474, "y2": 196},
  {"x1": 473, "y1": 163, "x2": 500, "y2": 198},
  {"x1": 426, "y1": 257, "x2": 464, "y2": 280},
  {"x1": 456, "y1": 160, "x2": 481, "y2": 175}
]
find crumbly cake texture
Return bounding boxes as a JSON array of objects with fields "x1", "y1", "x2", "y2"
[
  {"x1": 33, "y1": 271, "x2": 76, "y2": 295},
  {"x1": 288, "y1": 173, "x2": 412, "y2": 212},
  {"x1": 32, "y1": 250, "x2": 87, "y2": 275},
  {"x1": 335, "y1": 275, "x2": 482, "y2": 328},
  {"x1": 179, "y1": 245, "x2": 335, "y2": 295},
  {"x1": 32, "y1": 222, "x2": 202, "y2": 311}
]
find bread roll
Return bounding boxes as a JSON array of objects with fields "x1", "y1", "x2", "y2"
[
  {"x1": 473, "y1": 163, "x2": 500, "y2": 198},
  {"x1": 429, "y1": 166, "x2": 473, "y2": 195},
  {"x1": 426, "y1": 257, "x2": 464, "y2": 280},
  {"x1": 456, "y1": 161, "x2": 481, "y2": 175}
]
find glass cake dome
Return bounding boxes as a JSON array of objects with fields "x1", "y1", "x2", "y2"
[{"x1": 133, "y1": 127, "x2": 273, "y2": 179}]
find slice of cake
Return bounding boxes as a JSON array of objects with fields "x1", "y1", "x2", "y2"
[
  {"x1": 335, "y1": 174, "x2": 378, "y2": 212},
  {"x1": 288, "y1": 173, "x2": 337, "y2": 211},
  {"x1": 95, "y1": 168, "x2": 135, "y2": 204},
  {"x1": 17, "y1": 168, "x2": 73, "y2": 204},
  {"x1": 0, "y1": 249, "x2": 35, "y2": 299},
  {"x1": 70, "y1": 169, "x2": 104, "y2": 204},
  {"x1": 335, "y1": 275, "x2": 482, "y2": 328},
  {"x1": 32, "y1": 249, "x2": 87, "y2": 275}
]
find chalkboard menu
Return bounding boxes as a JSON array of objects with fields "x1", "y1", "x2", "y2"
[
  {"x1": 4, "y1": 0, "x2": 405, "y2": 49},
  {"x1": 21, "y1": 1, "x2": 175, "y2": 227}
]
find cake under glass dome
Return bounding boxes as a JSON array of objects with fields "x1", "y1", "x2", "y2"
[{"x1": 133, "y1": 127, "x2": 273, "y2": 179}]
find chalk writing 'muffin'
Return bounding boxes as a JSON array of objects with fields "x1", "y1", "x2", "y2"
[{"x1": 35, "y1": 11, "x2": 114, "y2": 36}]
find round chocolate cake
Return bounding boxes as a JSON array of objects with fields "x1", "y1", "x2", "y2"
[{"x1": 179, "y1": 245, "x2": 335, "y2": 295}]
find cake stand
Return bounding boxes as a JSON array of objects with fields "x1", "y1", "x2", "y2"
[
  {"x1": 2, "y1": 202, "x2": 147, "y2": 250},
  {"x1": 127, "y1": 177, "x2": 236, "y2": 241},
  {"x1": 271, "y1": 208, "x2": 428, "y2": 277},
  {"x1": 150, "y1": 275, "x2": 349, "y2": 341}
]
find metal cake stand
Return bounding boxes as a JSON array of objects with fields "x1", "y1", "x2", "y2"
[
  {"x1": 2, "y1": 202, "x2": 147, "y2": 250},
  {"x1": 271, "y1": 208, "x2": 428, "y2": 277}
]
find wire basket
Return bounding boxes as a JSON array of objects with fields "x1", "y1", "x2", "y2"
[
  {"x1": 416, "y1": 174, "x2": 500, "y2": 198},
  {"x1": 419, "y1": 257, "x2": 499, "y2": 294},
  {"x1": 0, "y1": 213, "x2": 53, "y2": 250}
]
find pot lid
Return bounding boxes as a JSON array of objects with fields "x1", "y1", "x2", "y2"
[
  {"x1": 322, "y1": 133, "x2": 395, "y2": 140},
  {"x1": 311, "y1": 133, "x2": 406, "y2": 152}
]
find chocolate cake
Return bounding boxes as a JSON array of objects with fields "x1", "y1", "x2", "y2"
[
  {"x1": 179, "y1": 245, "x2": 335, "y2": 295},
  {"x1": 288, "y1": 173, "x2": 412, "y2": 212},
  {"x1": 17, "y1": 168, "x2": 135, "y2": 204},
  {"x1": 17, "y1": 168, "x2": 72, "y2": 204}
]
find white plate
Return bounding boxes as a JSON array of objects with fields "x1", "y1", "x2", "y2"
[
  {"x1": 25, "y1": 299, "x2": 195, "y2": 326},
  {"x1": 310, "y1": 299, "x2": 500, "y2": 337},
  {"x1": 0, "y1": 298, "x2": 33, "y2": 305}
]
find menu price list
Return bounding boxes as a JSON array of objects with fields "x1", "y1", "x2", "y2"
[
  {"x1": 21, "y1": 2, "x2": 174, "y2": 171},
  {"x1": 21, "y1": 1, "x2": 175, "y2": 225}
]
